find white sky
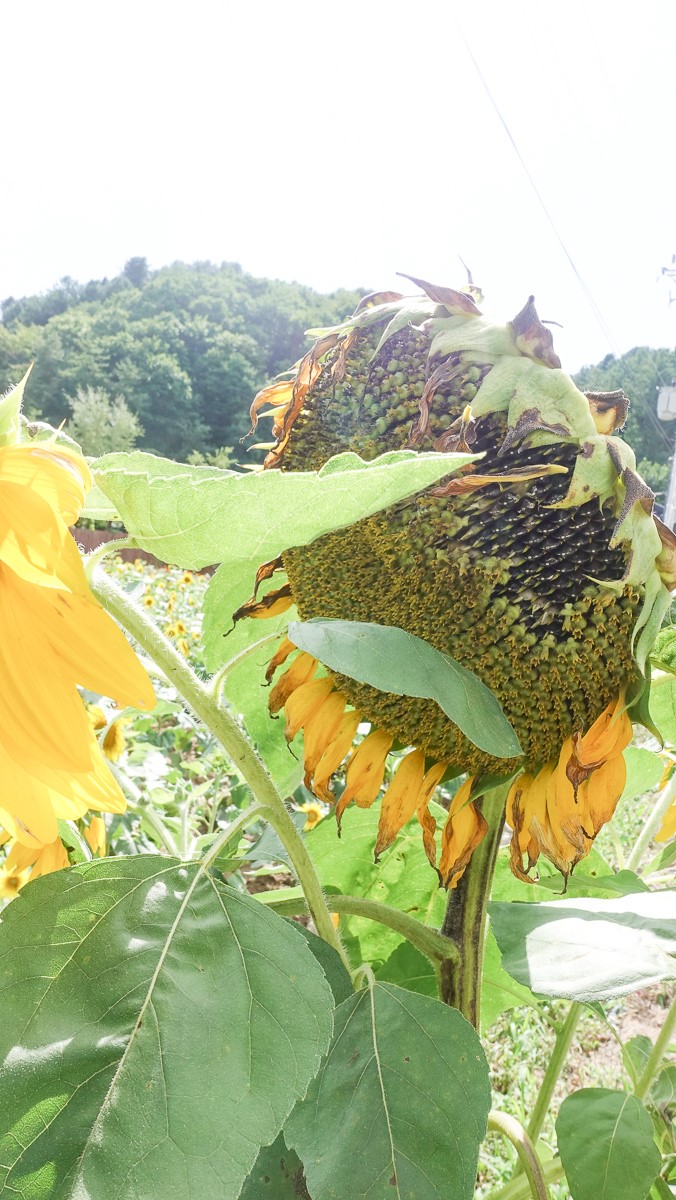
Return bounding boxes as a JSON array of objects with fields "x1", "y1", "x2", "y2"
[{"x1": 2, "y1": 0, "x2": 675, "y2": 372}]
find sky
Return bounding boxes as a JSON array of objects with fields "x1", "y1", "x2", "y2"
[{"x1": 2, "y1": 0, "x2": 675, "y2": 373}]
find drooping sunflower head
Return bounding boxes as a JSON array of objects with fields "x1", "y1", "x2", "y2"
[{"x1": 242, "y1": 278, "x2": 675, "y2": 886}]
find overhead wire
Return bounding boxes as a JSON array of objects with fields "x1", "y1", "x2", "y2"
[{"x1": 455, "y1": 19, "x2": 674, "y2": 454}]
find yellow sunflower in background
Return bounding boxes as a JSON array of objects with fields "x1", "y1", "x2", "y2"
[
  {"x1": 0, "y1": 434, "x2": 155, "y2": 876},
  {"x1": 243, "y1": 279, "x2": 676, "y2": 887}
]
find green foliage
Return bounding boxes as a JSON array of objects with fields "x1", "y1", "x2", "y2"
[
  {"x1": 0, "y1": 857, "x2": 334, "y2": 1200},
  {"x1": 489, "y1": 890, "x2": 676, "y2": 1001},
  {"x1": 285, "y1": 980, "x2": 491, "y2": 1200},
  {"x1": 289, "y1": 618, "x2": 522, "y2": 758},
  {"x1": 0, "y1": 261, "x2": 364, "y2": 459},
  {"x1": 93, "y1": 447, "x2": 476, "y2": 572},
  {"x1": 68, "y1": 385, "x2": 144, "y2": 456},
  {"x1": 574, "y1": 347, "x2": 676, "y2": 472},
  {"x1": 556, "y1": 1089, "x2": 660, "y2": 1200}
]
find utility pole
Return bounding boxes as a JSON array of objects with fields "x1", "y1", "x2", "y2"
[{"x1": 658, "y1": 257, "x2": 676, "y2": 528}]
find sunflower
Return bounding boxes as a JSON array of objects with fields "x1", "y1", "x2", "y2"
[
  {"x1": 0, "y1": 437, "x2": 155, "y2": 860},
  {"x1": 242, "y1": 279, "x2": 675, "y2": 886}
]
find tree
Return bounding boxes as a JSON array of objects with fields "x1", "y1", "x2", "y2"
[
  {"x1": 123, "y1": 257, "x2": 149, "y2": 288},
  {"x1": 67, "y1": 386, "x2": 143, "y2": 456}
]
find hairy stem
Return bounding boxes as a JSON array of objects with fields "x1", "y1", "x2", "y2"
[
  {"x1": 439, "y1": 784, "x2": 508, "y2": 1025},
  {"x1": 92, "y1": 568, "x2": 350, "y2": 971},
  {"x1": 627, "y1": 763, "x2": 676, "y2": 873},
  {"x1": 258, "y1": 891, "x2": 459, "y2": 966},
  {"x1": 487, "y1": 1112, "x2": 550, "y2": 1200},
  {"x1": 487, "y1": 1157, "x2": 564, "y2": 1200}
]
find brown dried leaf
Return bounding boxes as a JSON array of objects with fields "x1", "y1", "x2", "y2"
[
  {"x1": 510, "y1": 296, "x2": 561, "y2": 369},
  {"x1": 397, "y1": 273, "x2": 483, "y2": 316},
  {"x1": 585, "y1": 390, "x2": 630, "y2": 435}
]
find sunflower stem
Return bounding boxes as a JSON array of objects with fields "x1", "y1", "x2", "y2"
[
  {"x1": 81, "y1": 537, "x2": 135, "y2": 575},
  {"x1": 92, "y1": 568, "x2": 350, "y2": 970},
  {"x1": 634, "y1": 992, "x2": 676, "y2": 1101},
  {"x1": 438, "y1": 783, "x2": 508, "y2": 1026},
  {"x1": 510, "y1": 1002, "x2": 582, "y2": 1181},
  {"x1": 627, "y1": 763, "x2": 676, "y2": 874},
  {"x1": 487, "y1": 1112, "x2": 550, "y2": 1200},
  {"x1": 257, "y1": 891, "x2": 459, "y2": 966}
]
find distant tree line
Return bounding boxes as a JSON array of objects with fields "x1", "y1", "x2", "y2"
[
  {"x1": 0, "y1": 258, "x2": 364, "y2": 461},
  {"x1": 1, "y1": 259, "x2": 674, "y2": 495}
]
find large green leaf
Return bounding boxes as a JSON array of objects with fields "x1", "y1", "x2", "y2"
[
  {"x1": 0, "y1": 856, "x2": 333, "y2": 1200},
  {"x1": 93, "y1": 448, "x2": 476, "y2": 570},
  {"x1": 289, "y1": 619, "x2": 522, "y2": 759},
  {"x1": 239, "y1": 1133, "x2": 309, "y2": 1200},
  {"x1": 286, "y1": 981, "x2": 491, "y2": 1200},
  {"x1": 556, "y1": 1089, "x2": 660, "y2": 1200},
  {"x1": 489, "y1": 890, "x2": 676, "y2": 1002}
]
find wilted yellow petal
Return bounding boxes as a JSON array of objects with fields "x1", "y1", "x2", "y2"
[
  {"x1": 336, "y1": 729, "x2": 394, "y2": 828},
  {"x1": 312, "y1": 709, "x2": 362, "y2": 801},
  {"x1": 575, "y1": 694, "x2": 632, "y2": 768},
  {"x1": 303, "y1": 692, "x2": 347, "y2": 782},
  {"x1": 585, "y1": 753, "x2": 627, "y2": 836},
  {"x1": 265, "y1": 636, "x2": 296, "y2": 683},
  {"x1": 283, "y1": 677, "x2": 335, "y2": 741},
  {"x1": 374, "y1": 750, "x2": 426, "y2": 859},
  {"x1": 439, "y1": 778, "x2": 488, "y2": 889},
  {"x1": 415, "y1": 760, "x2": 447, "y2": 872},
  {"x1": 268, "y1": 651, "x2": 317, "y2": 714}
]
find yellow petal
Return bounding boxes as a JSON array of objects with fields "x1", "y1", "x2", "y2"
[
  {"x1": 415, "y1": 760, "x2": 447, "y2": 872},
  {"x1": 374, "y1": 750, "x2": 426, "y2": 859},
  {"x1": 439, "y1": 778, "x2": 487, "y2": 889},
  {"x1": 303, "y1": 692, "x2": 347, "y2": 783},
  {"x1": 575, "y1": 694, "x2": 632, "y2": 768},
  {"x1": 30, "y1": 838, "x2": 71, "y2": 879},
  {"x1": 336, "y1": 729, "x2": 394, "y2": 828},
  {"x1": 312, "y1": 710, "x2": 362, "y2": 801},
  {"x1": 265, "y1": 636, "x2": 296, "y2": 684},
  {"x1": 268, "y1": 652, "x2": 317, "y2": 714},
  {"x1": 585, "y1": 754, "x2": 627, "y2": 837},
  {"x1": 283, "y1": 678, "x2": 335, "y2": 741},
  {"x1": 85, "y1": 816, "x2": 107, "y2": 857}
]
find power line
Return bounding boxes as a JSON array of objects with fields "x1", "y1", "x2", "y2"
[{"x1": 456, "y1": 22, "x2": 618, "y2": 351}]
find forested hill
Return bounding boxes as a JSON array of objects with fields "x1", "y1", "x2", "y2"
[
  {"x1": 0, "y1": 259, "x2": 364, "y2": 461},
  {"x1": 1, "y1": 259, "x2": 674, "y2": 492}
]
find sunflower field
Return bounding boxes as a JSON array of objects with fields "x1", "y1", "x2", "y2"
[{"x1": 2, "y1": 281, "x2": 676, "y2": 1200}]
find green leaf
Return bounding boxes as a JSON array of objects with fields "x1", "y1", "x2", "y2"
[
  {"x1": 80, "y1": 477, "x2": 121, "y2": 521},
  {"x1": 621, "y1": 747, "x2": 665, "y2": 803},
  {"x1": 375, "y1": 939, "x2": 439, "y2": 997},
  {"x1": 0, "y1": 368, "x2": 29, "y2": 446},
  {"x1": 533, "y1": 869, "x2": 649, "y2": 899},
  {"x1": 93, "y1": 447, "x2": 477, "y2": 570},
  {"x1": 622, "y1": 1034, "x2": 653, "y2": 1085},
  {"x1": 0, "y1": 856, "x2": 333, "y2": 1200},
  {"x1": 286, "y1": 981, "x2": 491, "y2": 1200},
  {"x1": 289, "y1": 619, "x2": 522, "y2": 759},
  {"x1": 306, "y1": 801, "x2": 447, "y2": 968},
  {"x1": 652, "y1": 626, "x2": 676, "y2": 675},
  {"x1": 239, "y1": 1133, "x2": 309, "y2": 1200},
  {"x1": 556, "y1": 1088, "x2": 661, "y2": 1200},
  {"x1": 651, "y1": 1065, "x2": 676, "y2": 1114},
  {"x1": 650, "y1": 675, "x2": 676, "y2": 748},
  {"x1": 287, "y1": 921, "x2": 355, "y2": 1006},
  {"x1": 481, "y1": 926, "x2": 538, "y2": 1029},
  {"x1": 489, "y1": 890, "x2": 676, "y2": 1002}
]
